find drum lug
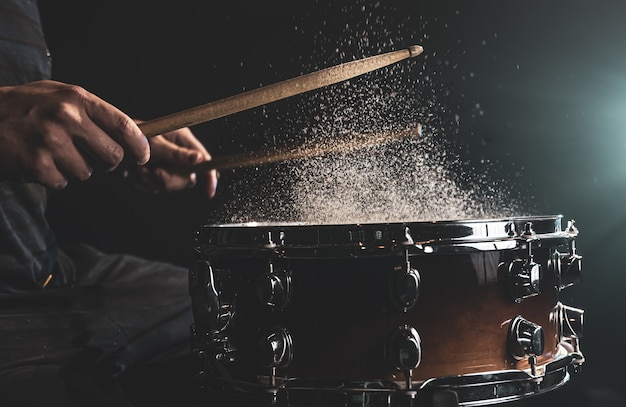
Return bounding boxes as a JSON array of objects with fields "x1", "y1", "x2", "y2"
[
  {"x1": 508, "y1": 259, "x2": 541, "y2": 303},
  {"x1": 189, "y1": 260, "x2": 237, "y2": 363},
  {"x1": 389, "y1": 325, "x2": 422, "y2": 389},
  {"x1": 508, "y1": 223, "x2": 542, "y2": 303},
  {"x1": 189, "y1": 260, "x2": 234, "y2": 333},
  {"x1": 553, "y1": 221, "x2": 583, "y2": 290},
  {"x1": 552, "y1": 249, "x2": 582, "y2": 290},
  {"x1": 389, "y1": 255, "x2": 421, "y2": 312},
  {"x1": 257, "y1": 261, "x2": 292, "y2": 310},
  {"x1": 259, "y1": 327, "x2": 293, "y2": 386},
  {"x1": 559, "y1": 303, "x2": 585, "y2": 362},
  {"x1": 560, "y1": 303, "x2": 584, "y2": 339},
  {"x1": 508, "y1": 315, "x2": 545, "y2": 376}
]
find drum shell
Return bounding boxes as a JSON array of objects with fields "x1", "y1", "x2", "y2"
[{"x1": 194, "y1": 245, "x2": 560, "y2": 383}]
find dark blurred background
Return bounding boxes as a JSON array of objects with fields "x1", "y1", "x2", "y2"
[{"x1": 39, "y1": 0, "x2": 626, "y2": 405}]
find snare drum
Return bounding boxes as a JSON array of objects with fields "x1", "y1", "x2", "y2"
[{"x1": 189, "y1": 215, "x2": 584, "y2": 407}]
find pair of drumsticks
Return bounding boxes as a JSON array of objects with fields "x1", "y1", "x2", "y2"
[{"x1": 138, "y1": 45, "x2": 424, "y2": 171}]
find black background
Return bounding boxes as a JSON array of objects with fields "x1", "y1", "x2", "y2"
[{"x1": 39, "y1": 1, "x2": 626, "y2": 405}]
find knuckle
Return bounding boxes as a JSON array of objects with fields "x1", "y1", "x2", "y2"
[
  {"x1": 44, "y1": 84, "x2": 89, "y2": 123},
  {"x1": 116, "y1": 115, "x2": 134, "y2": 132},
  {"x1": 114, "y1": 115, "x2": 138, "y2": 139},
  {"x1": 57, "y1": 83, "x2": 87, "y2": 101},
  {"x1": 42, "y1": 84, "x2": 89, "y2": 124},
  {"x1": 40, "y1": 131, "x2": 64, "y2": 150},
  {"x1": 53, "y1": 102, "x2": 79, "y2": 123}
]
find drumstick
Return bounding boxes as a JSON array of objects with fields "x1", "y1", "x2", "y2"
[
  {"x1": 196, "y1": 123, "x2": 422, "y2": 171},
  {"x1": 138, "y1": 45, "x2": 424, "y2": 138}
]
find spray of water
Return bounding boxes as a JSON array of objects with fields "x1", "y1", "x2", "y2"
[{"x1": 212, "y1": 2, "x2": 528, "y2": 225}]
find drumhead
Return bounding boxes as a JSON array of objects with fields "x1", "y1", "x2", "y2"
[{"x1": 195, "y1": 215, "x2": 577, "y2": 258}]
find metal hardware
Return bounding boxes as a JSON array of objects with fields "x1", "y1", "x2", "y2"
[
  {"x1": 508, "y1": 316, "x2": 544, "y2": 362},
  {"x1": 189, "y1": 260, "x2": 236, "y2": 364},
  {"x1": 389, "y1": 325, "x2": 422, "y2": 389},
  {"x1": 213, "y1": 335, "x2": 237, "y2": 362},
  {"x1": 505, "y1": 221, "x2": 516, "y2": 237},
  {"x1": 560, "y1": 304, "x2": 584, "y2": 339},
  {"x1": 565, "y1": 219, "x2": 579, "y2": 236},
  {"x1": 521, "y1": 221, "x2": 535, "y2": 238},
  {"x1": 389, "y1": 252, "x2": 420, "y2": 312},
  {"x1": 507, "y1": 224, "x2": 542, "y2": 302},
  {"x1": 189, "y1": 261, "x2": 234, "y2": 333},
  {"x1": 553, "y1": 221, "x2": 583, "y2": 290},
  {"x1": 196, "y1": 352, "x2": 579, "y2": 407},
  {"x1": 257, "y1": 261, "x2": 291, "y2": 309},
  {"x1": 508, "y1": 259, "x2": 541, "y2": 303},
  {"x1": 259, "y1": 327, "x2": 293, "y2": 387},
  {"x1": 559, "y1": 303, "x2": 584, "y2": 369},
  {"x1": 191, "y1": 323, "x2": 237, "y2": 364},
  {"x1": 559, "y1": 248, "x2": 582, "y2": 289},
  {"x1": 195, "y1": 215, "x2": 572, "y2": 258}
]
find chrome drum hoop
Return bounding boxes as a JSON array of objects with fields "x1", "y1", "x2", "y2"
[
  {"x1": 196, "y1": 349, "x2": 583, "y2": 407},
  {"x1": 194, "y1": 215, "x2": 577, "y2": 258}
]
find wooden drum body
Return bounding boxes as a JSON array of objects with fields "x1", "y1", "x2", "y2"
[{"x1": 190, "y1": 215, "x2": 584, "y2": 406}]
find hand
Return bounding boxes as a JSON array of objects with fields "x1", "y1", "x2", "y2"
[
  {"x1": 134, "y1": 127, "x2": 218, "y2": 199},
  {"x1": 0, "y1": 80, "x2": 150, "y2": 189}
]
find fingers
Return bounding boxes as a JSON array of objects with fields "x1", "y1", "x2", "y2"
[
  {"x1": 12, "y1": 81, "x2": 219, "y2": 197},
  {"x1": 149, "y1": 132, "x2": 218, "y2": 198},
  {"x1": 156, "y1": 167, "x2": 198, "y2": 191},
  {"x1": 162, "y1": 127, "x2": 209, "y2": 157},
  {"x1": 135, "y1": 166, "x2": 197, "y2": 194},
  {"x1": 49, "y1": 83, "x2": 150, "y2": 166},
  {"x1": 0, "y1": 80, "x2": 152, "y2": 189},
  {"x1": 147, "y1": 136, "x2": 201, "y2": 192},
  {"x1": 200, "y1": 169, "x2": 218, "y2": 199},
  {"x1": 151, "y1": 134, "x2": 206, "y2": 167},
  {"x1": 53, "y1": 142, "x2": 93, "y2": 182},
  {"x1": 20, "y1": 122, "x2": 93, "y2": 189},
  {"x1": 72, "y1": 120, "x2": 126, "y2": 172},
  {"x1": 26, "y1": 146, "x2": 92, "y2": 190},
  {"x1": 29, "y1": 153, "x2": 68, "y2": 190},
  {"x1": 165, "y1": 129, "x2": 218, "y2": 198}
]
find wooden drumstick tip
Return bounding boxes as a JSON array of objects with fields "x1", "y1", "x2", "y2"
[{"x1": 408, "y1": 45, "x2": 424, "y2": 57}]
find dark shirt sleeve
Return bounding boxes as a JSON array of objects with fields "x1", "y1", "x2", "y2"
[{"x1": 0, "y1": 0, "x2": 56, "y2": 293}]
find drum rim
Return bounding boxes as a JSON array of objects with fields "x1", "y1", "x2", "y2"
[
  {"x1": 195, "y1": 349, "x2": 583, "y2": 407},
  {"x1": 202, "y1": 214, "x2": 563, "y2": 229},
  {"x1": 195, "y1": 214, "x2": 577, "y2": 256}
]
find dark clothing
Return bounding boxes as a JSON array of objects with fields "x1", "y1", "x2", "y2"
[
  {"x1": 0, "y1": 244, "x2": 194, "y2": 406},
  {"x1": 0, "y1": 0, "x2": 55, "y2": 293},
  {"x1": 0, "y1": 182, "x2": 58, "y2": 292},
  {"x1": 0, "y1": 0, "x2": 51, "y2": 86},
  {"x1": 0, "y1": 2, "x2": 199, "y2": 405}
]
